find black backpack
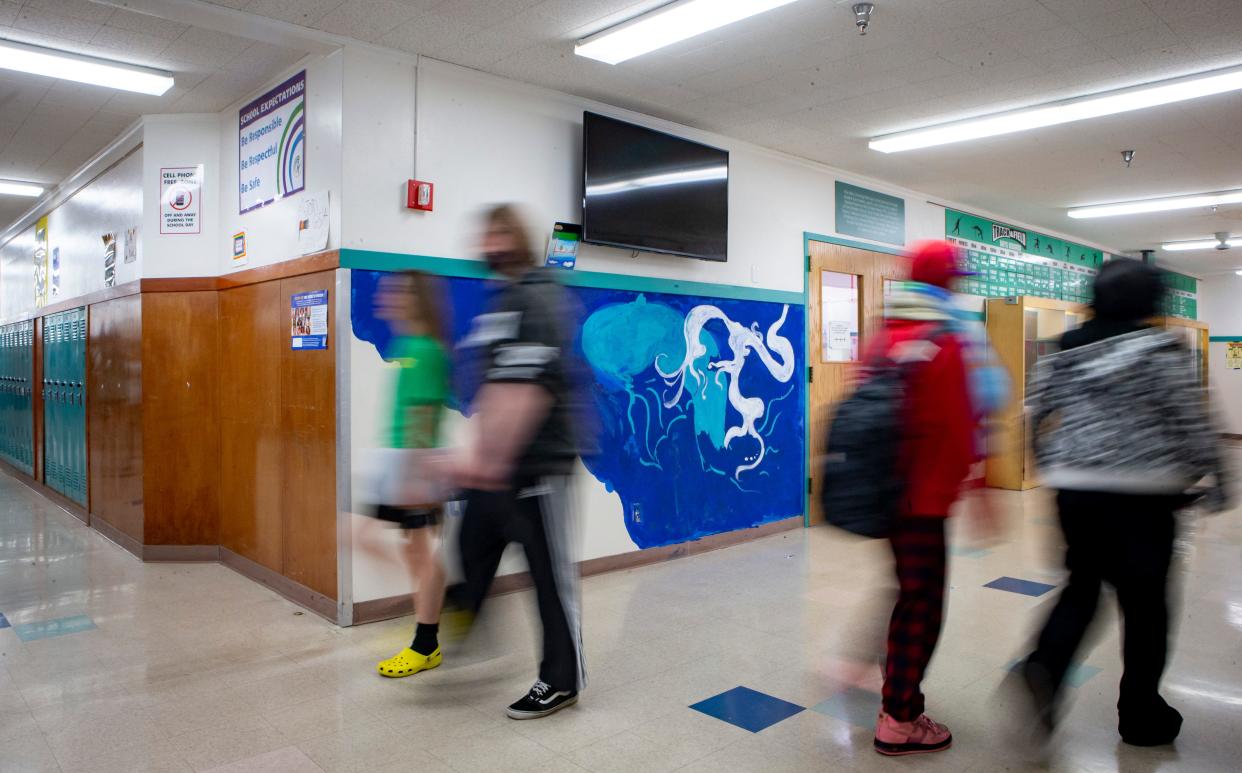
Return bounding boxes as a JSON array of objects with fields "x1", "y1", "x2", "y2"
[{"x1": 820, "y1": 327, "x2": 946, "y2": 538}]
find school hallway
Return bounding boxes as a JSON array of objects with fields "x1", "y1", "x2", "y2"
[{"x1": 1, "y1": 461, "x2": 1239, "y2": 773}]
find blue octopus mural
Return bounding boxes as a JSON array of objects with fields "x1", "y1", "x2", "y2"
[{"x1": 352, "y1": 269, "x2": 805, "y2": 549}]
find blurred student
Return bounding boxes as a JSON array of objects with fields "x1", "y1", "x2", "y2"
[
  {"x1": 368, "y1": 271, "x2": 452, "y2": 678},
  {"x1": 868, "y1": 241, "x2": 990, "y2": 756},
  {"x1": 1022, "y1": 258, "x2": 1231, "y2": 746},
  {"x1": 453, "y1": 204, "x2": 586, "y2": 720}
]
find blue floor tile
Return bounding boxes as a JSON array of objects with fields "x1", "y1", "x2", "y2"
[
  {"x1": 810, "y1": 687, "x2": 882, "y2": 728},
  {"x1": 1005, "y1": 659, "x2": 1103, "y2": 688},
  {"x1": 984, "y1": 576, "x2": 1056, "y2": 597},
  {"x1": 0, "y1": 613, "x2": 9, "y2": 629},
  {"x1": 690, "y1": 686, "x2": 805, "y2": 733},
  {"x1": 13, "y1": 614, "x2": 95, "y2": 642}
]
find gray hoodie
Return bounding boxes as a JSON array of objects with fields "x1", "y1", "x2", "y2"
[{"x1": 1030, "y1": 327, "x2": 1231, "y2": 511}]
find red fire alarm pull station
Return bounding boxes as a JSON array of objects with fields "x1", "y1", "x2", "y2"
[{"x1": 407, "y1": 180, "x2": 434, "y2": 211}]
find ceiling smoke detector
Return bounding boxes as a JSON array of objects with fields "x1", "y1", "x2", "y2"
[
  {"x1": 1216, "y1": 231, "x2": 1232, "y2": 250},
  {"x1": 852, "y1": 3, "x2": 874, "y2": 35}
]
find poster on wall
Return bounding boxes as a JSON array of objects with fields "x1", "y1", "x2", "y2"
[
  {"x1": 50, "y1": 247, "x2": 61, "y2": 298},
  {"x1": 239, "y1": 70, "x2": 306, "y2": 214},
  {"x1": 545, "y1": 222, "x2": 581, "y2": 270},
  {"x1": 291, "y1": 290, "x2": 328, "y2": 350},
  {"x1": 124, "y1": 227, "x2": 138, "y2": 263},
  {"x1": 102, "y1": 233, "x2": 117, "y2": 288},
  {"x1": 160, "y1": 166, "x2": 202, "y2": 234},
  {"x1": 33, "y1": 216, "x2": 49, "y2": 308},
  {"x1": 296, "y1": 190, "x2": 329, "y2": 255},
  {"x1": 1228, "y1": 342, "x2": 1242, "y2": 370},
  {"x1": 232, "y1": 231, "x2": 247, "y2": 268},
  {"x1": 835, "y1": 181, "x2": 905, "y2": 246}
]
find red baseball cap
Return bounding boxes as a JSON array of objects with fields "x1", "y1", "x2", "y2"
[{"x1": 908, "y1": 240, "x2": 971, "y2": 288}]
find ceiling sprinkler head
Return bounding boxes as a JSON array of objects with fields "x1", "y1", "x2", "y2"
[
  {"x1": 1122, "y1": 149, "x2": 1135, "y2": 167},
  {"x1": 852, "y1": 3, "x2": 875, "y2": 35},
  {"x1": 1216, "y1": 232, "x2": 1232, "y2": 250}
]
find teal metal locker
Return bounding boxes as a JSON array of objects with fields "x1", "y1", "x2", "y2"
[
  {"x1": 42, "y1": 308, "x2": 87, "y2": 505},
  {"x1": 0, "y1": 320, "x2": 34, "y2": 475}
]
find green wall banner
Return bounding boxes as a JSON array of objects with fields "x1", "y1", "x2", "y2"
[
  {"x1": 945, "y1": 208, "x2": 1103, "y2": 303},
  {"x1": 1161, "y1": 270, "x2": 1197, "y2": 320},
  {"x1": 836, "y1": 181, "x2": 905, "y2": 246}
]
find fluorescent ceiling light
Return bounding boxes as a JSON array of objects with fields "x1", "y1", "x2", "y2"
[
  {"x1": 0, "y1": 38, "x2": 173, "y2": 95},
  {"x1": 0, "y1": 180, "x2": 44, "y2": 197},
  {"x1": 1162, "y1": 238, "x2": 1242, "y2": 251},
  {"x1": 870, "y1": 64, "x2": 1242, "y2": 153},
  {"x1": 575, "y1": 0, "x2": 801, "y2": 65},
  {"x1": 1069, "y1": 189, "x2": 1242, "y2": 219}
]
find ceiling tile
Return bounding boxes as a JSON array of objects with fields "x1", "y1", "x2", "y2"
[
  {"x1": 38, "y1": 80, "x2": 113, "y2": 111},
  {"x1": 430, "y1": 0, "x2": 541, "y2": 27},
  {"x1": 315, "y1": 0, "x2": 426, "y2": 42},
  {"x1": 0, "y1": 1, "x2": 18, "y2": 27},
  {"x1": 90, "y1": 24, "x2": 176, "y2": 59},
  {"x1": 377, "y1": 13, "x2": 479, "y2": 56},
  {"x1": 24, "y1": 0, "x2": 115, "y2": 24},
  {"x1": 244, "y1": 0, "x2": 345, "y2": 26},
  {"x1": 221, "y1": 43, "x2": 304, "y2": 75},
  {"x1": 198, "y1": 0, "x2": 253, "y2": 9},
  {"x1": 1094, "y1": 23, "x2": 1184, "y2": 59},
  {"x1": 11, "y1": 7, "x2": 102, "y2": 43},
  {"x1": 104, "y1": 8, "x2": 190, "y2": 40}
]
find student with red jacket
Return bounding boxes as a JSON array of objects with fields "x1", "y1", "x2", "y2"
[{"x1": 869, "y1": 240, "x2": 987, "y2": 756}]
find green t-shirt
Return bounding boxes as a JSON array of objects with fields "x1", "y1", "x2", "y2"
[{"x1": 387, "y1": 335, "x2": 449, "y2": 449}]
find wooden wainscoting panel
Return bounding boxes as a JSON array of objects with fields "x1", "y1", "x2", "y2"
[
  {"x1": 218, "y1": 282, "x2": 284, "y2": 572},
  {"x1": 278, "y1": 271, "x2": 337, "y2": 600},
  {"x1": 141, "y1": 292, "x2": 221, "y2": 545},
  {"x1": 87, "y1": 294, "x2": 144, "y2": 541}
]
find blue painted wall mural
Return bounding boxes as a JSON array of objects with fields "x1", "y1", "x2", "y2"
[{"x1": 352, "y1": 269, "x2": 805, "y2": 549}]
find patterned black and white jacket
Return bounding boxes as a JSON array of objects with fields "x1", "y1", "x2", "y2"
[{"x1": 1030, "y1": 327, "x2": 1232, "y2": 511}]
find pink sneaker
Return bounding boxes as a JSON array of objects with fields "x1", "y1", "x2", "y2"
[{"x1": 874, "y1": 712, "x2": 953, "y2": 756}]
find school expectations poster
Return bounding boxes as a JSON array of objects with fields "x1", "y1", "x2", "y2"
[{"x1": 239, "y1": 71, "x2": 306, "y2": 214}]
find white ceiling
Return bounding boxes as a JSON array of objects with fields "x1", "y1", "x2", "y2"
[
  {"x1": 0, "y1": 0, "x2": 308, "y2": 226},
  {"x1": 7, "y1": 0, "x2": 1242, "y2": 275}
]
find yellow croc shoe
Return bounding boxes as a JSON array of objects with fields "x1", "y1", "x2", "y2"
[{"x1": 377, "y1": 647, "x2": 442, "y2": 678}]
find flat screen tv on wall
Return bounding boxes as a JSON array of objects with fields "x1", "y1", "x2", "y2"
[{"x1": 582, "y1": 112, "x2": 729, "y2": 262}]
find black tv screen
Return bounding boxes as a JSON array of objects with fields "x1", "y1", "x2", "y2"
[{"x1": 583, "y1": 112, "x2": 728, "y2": 262}]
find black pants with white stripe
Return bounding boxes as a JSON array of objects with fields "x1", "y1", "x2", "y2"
[{"x1": 457, "y1": 477, "x2": 585, "y2": 692}]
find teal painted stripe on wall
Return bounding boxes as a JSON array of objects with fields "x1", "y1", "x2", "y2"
[
  {"x1": 340, "y1": 248, "x2": 805, "y2": 305},
  {"x1": 1209, "y1": 336, "x2": 1242, "y2": 342}
]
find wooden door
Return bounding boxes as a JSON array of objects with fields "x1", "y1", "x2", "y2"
[{"x1": 807, "y1": 241, "x2": 909, "y2": 524}]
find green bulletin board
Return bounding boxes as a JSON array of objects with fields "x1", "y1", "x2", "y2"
[
  {"x1": 946, "y1": 209, "x2": 1103, "y2": 304},
  {"x1": 1161, "y1": 270, "x2": 1197, "y2": 320}
]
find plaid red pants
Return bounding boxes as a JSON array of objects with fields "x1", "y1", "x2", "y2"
[{"x1": 881, "y1": 515, "x2": 948, "y2": 721}]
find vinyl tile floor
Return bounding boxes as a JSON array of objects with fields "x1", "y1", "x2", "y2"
[{"x1": 2, "y1": 466, "x2": 1240, "y2": 772}]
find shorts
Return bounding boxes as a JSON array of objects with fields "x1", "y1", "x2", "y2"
[{"x1": 372, "y1": 504, "x2": 441, "y2": 530}]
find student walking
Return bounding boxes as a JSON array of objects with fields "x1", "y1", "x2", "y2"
[
  {"x1": 1021, "y1": 258, "x2": 1232, "y2": 746},
  {"x1": 366, "y1": 271, "x2": 453, "y2": 678},
  {"x1": 865, "y1": 241, "x2": 992, "y2": 756},
  {"x1": 453, "y1": 204, "x2": 588, "y2": 720}
]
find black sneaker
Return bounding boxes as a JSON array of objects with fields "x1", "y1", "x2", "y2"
[{"x1": 506, "y1": 680, "x2": 578, "y2": 720}]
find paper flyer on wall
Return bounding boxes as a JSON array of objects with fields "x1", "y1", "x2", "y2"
[
  {"x1": 1228, "y1": 342, "x2": 1242, "y2": 370},
  {"x1": 297, "y1": 191, "x2": 329, "y2": 255},
  {"x1": 103, "y1": 233, "x2": 116, "y2": 288},
  {"x1": 291, "y1": 290, "x2": 328, "y2": 350},
  {"x1": 545, "y1": 222, "x2": 581, "y2": 269}
]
